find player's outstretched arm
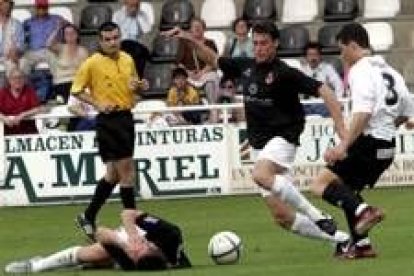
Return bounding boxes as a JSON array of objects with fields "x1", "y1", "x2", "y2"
[{"x1": 318, "y1": 84, "x2": 347, "y2": 140}]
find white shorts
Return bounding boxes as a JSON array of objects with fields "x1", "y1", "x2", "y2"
[{"x1": 252, "y1": 137, "x2": 297, "y2": 197}]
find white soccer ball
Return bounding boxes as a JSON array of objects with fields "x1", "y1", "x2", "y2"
[{"x1": 208, "y1": 231, "x2": 242, "y2": 265}]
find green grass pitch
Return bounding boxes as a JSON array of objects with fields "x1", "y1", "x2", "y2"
[{"x1": 1, "y1": 187, "x2": 414, "y2": 275}]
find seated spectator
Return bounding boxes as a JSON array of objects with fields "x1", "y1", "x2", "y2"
[
  {"x1": 166, "y1": 67, "x2": 203, "y2": 125},
  {"x1": 300, "y1": 42, "x2": 344, "y2": 117},
  {"x1": 67, "y1": 94, "x2": 96, "y2": 131},
  {"x1": 224, "y1": 17, "x2": 253, "y2": 58},
  {"x1": 0, "y1": 0, "x2": 24, "y2": 74},
  {"x1": 113, "y1": 0, "x2": 151, "y2": 76},
  {"x1": 175, "y1": 17, "x2": 221, "y2": 122},
  {"x1": 21, "y1": 0, "x2": 68, "y2": 74},
  {"x1": 217, "y1": 76, "x2": 245, "y2": 123},
  {"x1": 0, "y1": 67, "x2": 46, "y2": 135},
  {"x1": 47, "y1": 23, "x2": 89, "y2": 103}
]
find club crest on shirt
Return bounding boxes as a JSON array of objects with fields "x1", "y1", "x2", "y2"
[
  {"x1": 248, "y1": 83, "x2": 258, "y2": 95},
  {"x1": 265, "y1": 72, "x2": 275, "y2": 84}
]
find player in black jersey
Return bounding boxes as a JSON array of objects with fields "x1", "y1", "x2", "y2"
[
  {"x1": 5, "y1": 209, "x2": 191, "y2": 273},
  {"x1": 163, "y1": 21, "x2": 350, "y2": 246}
]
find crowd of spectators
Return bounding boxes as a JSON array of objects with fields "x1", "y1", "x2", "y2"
[{"x1": 0, "y1": 0, "x2": 348, "y2": 135}]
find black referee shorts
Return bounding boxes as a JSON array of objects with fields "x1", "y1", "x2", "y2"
[
  {"x1": 328, "y1": 135, "x2": 395, "y2": 191},
  {"x1": 96, "y1": 110, "x2": 135, "y2": 163}
]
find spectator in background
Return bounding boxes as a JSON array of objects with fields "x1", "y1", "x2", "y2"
[
  {"x1": 166, "y1": 67, "x2": 203, "y2": 125},
  {"x1": 175, "y1": 17, "x2": 220, "y2": 122},
  {"x1": 300, "y1": 42, "x2": 344, "y2": 117},
  {"x1": 224, "y1": 17, "x2": 253, "y2": 58},
  {"x1": 47, "y1": 23, "x2": 89, "y2": 104},
  {"x1": 0, "y1": 0, "x2": 24, "y2": 75},
  {"x1": 217, "y1": 76, "x2": 245, "y2": 123},
  {"x1": 0, "y1": 67, "x2": 47, "y2": 135},
  {"x1": 113, "y1": 0, "x2": 151, "y2": 76},
  {"x1": 21, "y1": 0, "x2": 67, "y2": 74}
]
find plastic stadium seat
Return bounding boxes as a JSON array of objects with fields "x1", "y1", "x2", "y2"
[
  {"x1": 80, "y1": 5, "x2": 112, "y2": 35},
  {"x1": 323, "y1": 55, "x2": 344, "y2": 78},
  {"x1": 243, "y1": 0, "x2": 277, "y2": 24},
  {"x1": 151, "y1": 35, "x2": 180, "y2": 62},
  {"x1": 323, "y1": 0, "x2": 358, "y2": 22},
  {"x1": 282, "y1": 0, "x2": 318, "y2": 24},
  {"x1": 49, "y1": 6, "x2": 73, "y2": 23},
  {"x1": 201, "y1": 0, "x2": 236, "y2": 28},
  {"x1": 143, "y1": 62, "x2": 176, "y2": 98},
  {"x1": 204, "y1": 31, "x2": 227, "y2": 56},
  {"x1": 363, "y1": 0, "x2": 400, "y2": 19},
  {"x1": 278, "y1": 25, "x2": 309, "y2": 57},
  {"x1": 11, "y1": 8, "x2": 31, "y2": 22},
  {"x1": 318, "y1": 24, "x2": 343, "y2": 54},
  {"x1": 80, "y1": 34, "x2": 99, "y2": 52},
  {"x1": 159, "y1": 0, "x2": 195, "y2": 31},
  {"x1": 363, "y1": 22, "x2": 394, "y2": 52},
  {"x1": 281, "y1": 58, "x2": 302, "y2": 70},
  {"x1": 403, "y1": 59, "x2": 414, "y2": 86}
]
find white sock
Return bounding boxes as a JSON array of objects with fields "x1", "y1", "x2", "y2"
[
  {"x1": 31, "y1": 246, "x2": 81, "y2": 272},
  {"x1": 272, "y1": 175, "x2": 325, "y2": 222},
  {"x1": 290, "y1": 212, "x2": 349, "y2": 243}
]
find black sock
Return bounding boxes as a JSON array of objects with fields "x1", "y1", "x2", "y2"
[
  {"x1": 344, "y1": 208, "x2": 367, "y2": 244},
  {"x1": 84, "y1": 178, "x2": 115, "y2": 222},
  {"x1": 322, "y1": 183, "x2": 362, "y2": 215},
  {"x1": 120, "y1": 186, "x2": 136, "y2": 209}
]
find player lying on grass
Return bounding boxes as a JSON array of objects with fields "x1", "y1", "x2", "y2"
[{"x1": 5, "y1": 209, "x2": 191, "y2": 273}]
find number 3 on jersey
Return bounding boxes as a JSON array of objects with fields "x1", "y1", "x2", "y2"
[{"x1": 382, "y1": 72, "x2": 398, "y2": 106}]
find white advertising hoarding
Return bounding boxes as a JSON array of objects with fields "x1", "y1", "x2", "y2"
[{"x1": 0, "y1": 125, "x2": 230, "y2": 206}]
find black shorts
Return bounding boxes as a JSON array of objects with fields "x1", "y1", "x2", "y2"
[
  {"x1": 96, "y1": 110, "x2": 135, "y2": 163},
  {"x1": 328, "y1": 135, "x2": 395, "y2": 191},
  {"x1": 102, "y1": 243, "x2": 137, "y2": 271}
]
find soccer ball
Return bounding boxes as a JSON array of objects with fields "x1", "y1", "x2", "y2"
[{"x1": 208, "y1": 231, "x2": 242, "y2": 265}]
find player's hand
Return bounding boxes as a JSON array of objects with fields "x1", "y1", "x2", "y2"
[
  {"x1": 324, "y1": 143, "x2": 347, "y2": 165},
  {"x1": 96, "y1": 103, "x2": 119, "y2": 113},
  {"x1": 125, "y1": 235, "x2": 144, "y2": 261},
  {"x1": 129, "y1": 77, "x2": 147, "y2": 91}
]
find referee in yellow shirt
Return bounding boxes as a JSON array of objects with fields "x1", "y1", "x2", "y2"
[{"x1": 70, "y1": 22, "x2": 147, "y2": 241}]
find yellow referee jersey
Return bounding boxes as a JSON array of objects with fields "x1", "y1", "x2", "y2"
[{"x1": 70, "y1": 51, "x2": 138, "y2": 110}]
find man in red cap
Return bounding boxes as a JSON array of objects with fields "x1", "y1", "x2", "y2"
[{"x1": 21, "y1": 0, "x2": 67, "y2": 76}]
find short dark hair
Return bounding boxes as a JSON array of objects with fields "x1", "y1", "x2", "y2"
[
  {"x1": 135, "y1": 248, "x2": 168, "y2": 271},
  {"x1": 232, "y1": 17, "x2": 250, "y2": 32},
  {"x1": 304, "y1": 41, "x2": 321, "y2": 54},
  {"x1": 172, "y1": 67, "x2": 188, "y2": 79},
  {"x1": 252, "y1": 21, "x2": 279, "y2": 40},
  {"x1": 336, "y1": 23, "x2": 370, "y2": 49},
  {"x1": 98, "y1": 21, "x2": 119, "y2": 37},
  {"x1": 220, "y1": 75, "x2": 235, "y2": 88}
]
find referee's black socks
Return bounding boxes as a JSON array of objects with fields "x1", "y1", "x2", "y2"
[
  {"x1": 120, "y1": 186, "x2": 136, "y2": 210},
  {"x1": 322, "y1": 183, "x2": 362, "y2": 215},
  {"x1": 85, "y1": 178, "x2": 116, "y2": 222}
]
